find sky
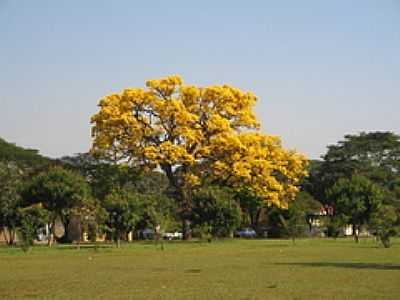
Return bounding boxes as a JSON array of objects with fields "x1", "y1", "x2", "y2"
[{"x1": 0, "y1": 0, "x2": 399, "y2": 159}]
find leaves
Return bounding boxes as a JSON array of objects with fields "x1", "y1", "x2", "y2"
[
  {"x1": 91, "y1": 75, "x2": 307, "y2": 208},
  {"x1": 0, "y1": 162, "x2": 24, "y2": 236},
  {"x1": 327, "y1": 175, "x2": 384, "y2": 228},
  {"x1": 317, "y1": 131, "x2": 400, "y2": 202},
  {"x1": 22, "y1": 167, "x2": 91, "y2": 213}
]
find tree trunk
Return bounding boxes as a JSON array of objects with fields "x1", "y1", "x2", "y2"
[
  {"x1": 250, "y1": 210, "x2": 255, "y2": 228},
  {"x1": 47, "y1": 232, "x2": 54, "y2": 247},
  {"x1": 174, "y1": 183, "x2": 192, "y2": 241},
  {"x1": 1, "y1": 227, "x2": 6, "y2": 244},
  {"x1": 353, "y1": 224, "x2": 359, "y2": 243},
  {"x1": 381, "y1": 235, "x2": 391, "y2": 248},
  {"x1": 115, "y1": 230, "x2": 121, "y2": 248},
  {"x1": 48, "y1": 218, "x2": 59, "y2": 247},
  {"x1": 182, "y1": 219, "x2": 192, "y2": 240},
  {"x1": 254, "y1": 208, "x2": 263, "y2": 234},
  {"x1": 4, "y1": 227, "x2": 16, "y2": 246},
  {"x1": 47, "y1": 217, "x2": 56, "y2": 247},
  {"x1": 180, "y1": 186, "x2": 193, "y2": 241},
  {"x1": 162, "y1": 163, "x2": 193, "y2": 240}
]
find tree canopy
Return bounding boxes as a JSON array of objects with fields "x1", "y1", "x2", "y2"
[
  {"x1": 327, "y1": 175, "x2": 384, "y2": 242},
  {"x1": 22, "y1": 167, "x2": 91, "y2": 245},
  {"x1": 0, "y1": 137, "x2": 51, "y2": 169},
  {"x1": 23, "y1": 167, "x2": 91, "y2": 213},
  {"x1": 0, "y1": 162, "x2": 23, "y2": 245},
  {"x1": 90, "y1": 75, "x2": 307, "y2": 238}
]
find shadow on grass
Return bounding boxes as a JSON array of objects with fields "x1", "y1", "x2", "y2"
[
  {"x1": 275, "y1": 262, "x2": 400, "y2": 271},
  {"x1": 53, "y1": 243, "x2": 115, "y2": 250}
]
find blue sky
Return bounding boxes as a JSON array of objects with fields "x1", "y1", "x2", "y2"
[{"x1": 1, "y1": 0, "x2": 399, "y2": 159}]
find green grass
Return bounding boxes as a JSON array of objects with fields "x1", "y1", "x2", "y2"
[{"x1": 0, "y1": 238, "x2": 399, "y2": 299}]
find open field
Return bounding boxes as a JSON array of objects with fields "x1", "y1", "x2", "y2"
[{"x1": 0, "y1": 238, "x2": 399, "y2": 299}]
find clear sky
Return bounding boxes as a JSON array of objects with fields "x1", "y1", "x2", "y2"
[{"x1": 1, "y1": 0, "x2": 399, "y2": 159}]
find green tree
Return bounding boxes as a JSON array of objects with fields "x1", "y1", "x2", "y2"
[
  {"x1": 90, "y1": 75, "x2": 307, "y2": 240},
  {"x1": 236, "y1": 189, "x2": 265, "y2": 231},
  {"x1": 191, "y1": 187, "x2": 241, "y2": 239},
  {"x1": 22, "y1": 167, "x2": 91, "y2": 246},
  {"x1": 316, "y1": 132, "x2": 400, "y2": 207},
  {"x1": 292, "y1": 191, "x2": 322, "y2": 235},
  {"x1": 0, "y1": 137, "x2": 52, "y2": 171},
  {"x1": 324, "y1": 216, "x2": 343, "y2": 239},
  {"x1": 18, "y1": 205, "x2": 49, "y2": 252},
  {"x1": 142, "y1": 193, "x2": 179, "y2": 249},
  {"x1": 103, "y1": 189, "x2": 141, "y2": 247},
  {"x1": 60, "y1": 153, "x2": 140, "y2": 201},
  {"x1": 132, "y1": 171, "x2": 169, "y2": 196},
  {"x1": 301, "y1": 160, "x2": 325, "y2": 203},
  {"x1": 327, "y1": 175, "x2": 384, "y2": 243},
  {"x1": 272, "y1": 192, "x2": 320, "y2": 241},
  {"x1": 284, "y1": 204, "x2": 307, "y2": 243},
  {"x1": 67, "y1": 198, "x2": 107, "y2": 247},
  {"x1": 264, "y1": 191, "x2": 321, "y2": 239},
  {"x1": 140, "y1": 194, "x2": 178, "y2": 232},
  {"x1": 0, "y1": 162, "x2": 23, "y2": 245},
  {"x1": 370, "y1": 205, "x2": 399, "y2": 248}
]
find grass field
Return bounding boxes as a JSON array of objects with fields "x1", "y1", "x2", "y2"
[{"x1": 0, "y1": 238, "x2": 399, "y2": 299}]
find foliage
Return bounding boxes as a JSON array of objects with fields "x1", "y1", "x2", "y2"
[
  {"x1": 303, "y1": 132, "x2": 400, "y2": 242},
  {"x1": 0, "y1": 137, "x2": 52, "y2": 170},
  {"x1": 311, "y1": 132, "x2": 400, "y2": 205},
  {"x1": 280, "y1": 192, "x2": 320, "y2": 241},
  {"x1": 324, "y1": 216, "x2": 343, "y2": 238},
  {"x1": 327, "y1": 175, "x2": 384, "y2": 242},
  {"x1": 90, "y1": 75, "x2": 308, "y2": 238},
  {"x1": 209, "y1": 133, "x2": 307, "y2": 208},
  {"x1": 126, "y1": 171, "x2": 178, "y2": 235},
  {"x1": 122, "y1": 188, "x2": 180, "y2": 243},
  {"x1": 292, "y1": 191, "x2": 322, "y2": 213},
  {"x1": 193, "y1": 224, "x2": 213, "y2": 243},
  {"x1": 265, "y1": 191, "x2": 321, "y2": 238},
  {"x1": 67, "y1": 198, "x2": 108, "y2": 244},
  {"x1": 18, "y1": 205, "x2": 48, "y2": 252},
  {"x1": 60, "y1": 153, "x2": 140, "y2": 200},
  {"x1": 301, "y1": 160, "x2": 325, "y2": 200},
  {"x1": 133, "y1": 171, "x2": 170, "y2": 195},
  {"x1": 370, "y1": 205, "x2": 399, "y2": 248},
  {"x1": 264, "y1": 206, "x2": 286, "y2": 238},
  {"x1": 23, "y1": 167, "x2": 91, "y2": 213},
  {"x1": 22, "y1": 167, "x2": 91, "y2": 245},
  {"x1": 191, "y1": 187, "x2": 241, "y2": 238},
  {"x1": 0, "y1": 162, "x2": 23, "y2": 245},
  {"x1": 284, "y1": 204, "x2": 308, "y2": 243},
  {"x1": 293, "y1": 191, "x2": 324, "y2": 237},
  {"x1": 236, "y1": 189, "x2": 266, "y2": 229},
  {"x1": 141, "y1": 195, "x2": 179, "y2": 233},
  {"x1": 103, "y1": 189, "x2": 142, "y2": 246}
]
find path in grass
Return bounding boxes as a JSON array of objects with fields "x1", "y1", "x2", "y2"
[{"x1": 0, "y1": 239, "x2": 399, "y2": 299}]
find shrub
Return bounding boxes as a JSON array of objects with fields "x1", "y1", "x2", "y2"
[{"x1": 18, "y1": 205, "x2": 48, "y2": 252}]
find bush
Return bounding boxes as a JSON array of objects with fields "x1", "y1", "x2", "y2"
[
  {"x1": 193, "y1": 224, "x2": 213, "y2": 243},
  {"x1": 370, "y1": 205, "x2": 399, "y2": 248},
  {"x1": 324, "y1": 217, "x2": 342, "y2": 238},
  {"x1": 191, "y1": 187, "x2": 241, "y2": 238},
  {"x1": 18, "y1": 205, "x2": 48, "y2": 252}
]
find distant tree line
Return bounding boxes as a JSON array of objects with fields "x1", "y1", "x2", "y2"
[
  {"x1": 304, "y1": 131, "x2": 400, "y2": 247},
  {"x1": 1, "y1": 130, "x2": 399, "y2": 250}
]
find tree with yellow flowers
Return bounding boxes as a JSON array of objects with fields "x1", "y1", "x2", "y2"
[{"x1": 91, "y1": 75, "x2": 307, "y2": 239}]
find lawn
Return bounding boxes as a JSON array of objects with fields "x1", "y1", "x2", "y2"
[{"x1": 0, "y1": 238, "x2": 399, "y2": 299}]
